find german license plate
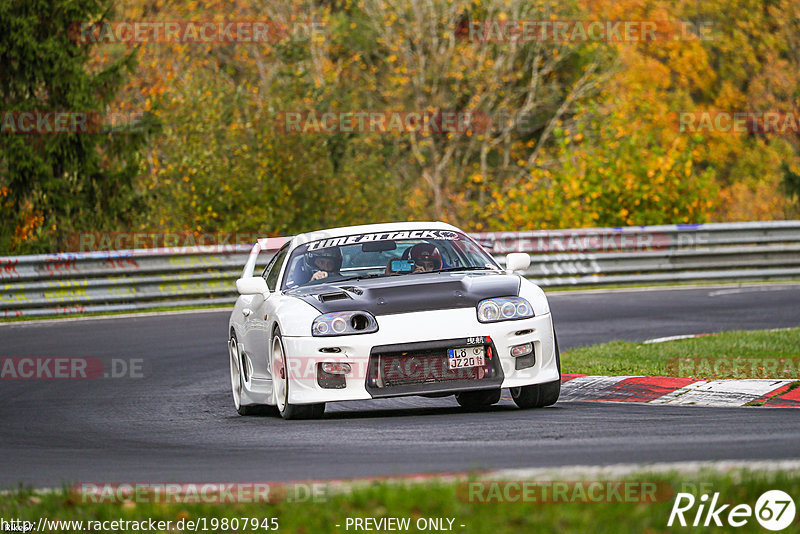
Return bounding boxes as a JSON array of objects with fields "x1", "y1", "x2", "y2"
[{"x1": 447, "y1": 346, "x2": 485, "y2": 370}]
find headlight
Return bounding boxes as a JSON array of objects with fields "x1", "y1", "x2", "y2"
[
  {"x1": 312, "y1": 311, "x2": 378, "y2": 336},
  {"x1": 477, "y1": 297, "x2": 534, "y2": 323}
]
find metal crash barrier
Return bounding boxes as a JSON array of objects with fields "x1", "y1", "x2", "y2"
[{"x1": 1, "y1": 221, "x2": 799, "y2": 318}]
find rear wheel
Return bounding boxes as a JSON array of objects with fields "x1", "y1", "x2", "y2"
[
  {"x1": 455, "y1": 389, "x2": 501, "y2": 410},
  {"x1": 272, "y1": 330, "x2": 325, "y2": 420},
  {"x1": 510, "y1": 333, "x2": 561, "y2": 409},
  {"x1": 229, "y1": 332, "x2": 272, "y2": 415}
]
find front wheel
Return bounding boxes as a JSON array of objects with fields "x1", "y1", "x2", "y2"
[
  {"x1": 229, "y1": 332, "x2": 272, "y2": 415},
  {"x1": 510, "y1": 333, "x2": 561, "y2": 409},
  {"x1": 272, "y1": 330, "x2": 325, "y2": 420}
]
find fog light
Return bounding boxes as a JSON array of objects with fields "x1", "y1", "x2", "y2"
[
  {"x1": 321, "y1": 362, "x2": 351, "y2": 375},
  {"x1": 510, "y1": 342, "x2": 533, "y2": 358}
]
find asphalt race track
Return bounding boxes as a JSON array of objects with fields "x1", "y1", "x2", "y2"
[{"x1": 1, "y1": 284, "x2": 799, "y2": 487}]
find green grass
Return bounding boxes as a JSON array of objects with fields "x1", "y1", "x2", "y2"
[
  {"x1": 563, "y1": 328, "x2": 800, "y2": 379},
  {"x1": 2, "y1": 469, "x2": 799, "y2": 533}
]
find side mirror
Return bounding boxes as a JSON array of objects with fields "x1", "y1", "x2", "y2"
[
  {"x1": 236, "y1": 277, "x2": 270, "y2": 297},
  {"x1": 505, "y1": 253, "x2": 531, "y2": 274}
]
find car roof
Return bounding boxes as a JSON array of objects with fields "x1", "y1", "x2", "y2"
[{"x1": 286, "y1": 221, "x2": 463, "y2": 249}]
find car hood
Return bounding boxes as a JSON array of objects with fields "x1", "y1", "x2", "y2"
[{"x1": 284, "y1": 271, "x2": 520, "y2": 315}]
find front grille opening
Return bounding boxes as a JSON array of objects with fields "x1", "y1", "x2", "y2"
[
  {"x1": 369, "y1": 349, "x2": 494, "y2": 387},
  {"x1": 365, "y1": 338, "x2": 505, "y2": 395}
]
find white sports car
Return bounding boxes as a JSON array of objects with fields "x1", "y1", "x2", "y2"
[{"x1": 228, "y1": 221, "x2": 560, "y2": 419}]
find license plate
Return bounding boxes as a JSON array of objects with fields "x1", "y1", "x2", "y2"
[{"x1": 447, "y1": 346, "x2": 485, "y2": 370}]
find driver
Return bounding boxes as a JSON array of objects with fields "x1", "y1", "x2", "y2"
[
  {"x1": 306, "y1": 248, "x2": 343, "y2": 281},
  {"x1": 409, "y1": 243, "x2": 442, "y2": 272}
]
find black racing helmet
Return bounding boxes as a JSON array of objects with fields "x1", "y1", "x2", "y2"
[
  {"x1": 409, "y1": 242, "x2": 443, "y2": 270},
  {"x1": 305, "y1": 247, "x2": 343, "y2": 272}
]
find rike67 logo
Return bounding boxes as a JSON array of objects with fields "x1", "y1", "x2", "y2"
[{"x1": 668, "y1": 490, "x2": 796, "y2": 531}]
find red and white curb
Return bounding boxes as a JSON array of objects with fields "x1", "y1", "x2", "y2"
[{"x1": 560, "y1": 374, "x2": 800, "y2": 407}]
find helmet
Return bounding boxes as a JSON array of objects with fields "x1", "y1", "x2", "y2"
[
  {"x1": 306, "y1": 247, "x2": 342, "y2": 272},
  {"x1": 409, "y1": 243, "x2": 442, "y2": 271}
]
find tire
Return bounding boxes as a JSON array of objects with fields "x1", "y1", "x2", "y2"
[
  {"x1": 455, "y1": 389, "x2": 501, "y2": 410},
  {"x1": 510, "y1": 332, "x2": 561, "y2": 409},
  {"x1": 271, "y1": 329, "x2": 325, "y2": 420},
  {"x1": 229, "y1": 332, "x2": 273, "y2": 416}
]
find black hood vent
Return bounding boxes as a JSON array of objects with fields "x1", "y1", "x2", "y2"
[{"x1": 319, "y1": 291, "x2": 351, "y2": 302}]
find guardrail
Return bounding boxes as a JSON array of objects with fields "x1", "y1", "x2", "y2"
[{"x1": 1, "y1": 221, "x2": 799, "y2": 318}]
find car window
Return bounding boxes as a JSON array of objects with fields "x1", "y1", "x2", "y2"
[
  {"x1": 263, "y1": 244, "x2": 289, "y2": 291},
  {"x1": 281, "y1": 230, "x2": 500, "y2": 290}
]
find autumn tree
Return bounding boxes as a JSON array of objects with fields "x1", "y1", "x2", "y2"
[{"x1": 0, "y1": 0, "x2": 153, "y2": 253}]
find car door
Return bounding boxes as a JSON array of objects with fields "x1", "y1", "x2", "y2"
[{"x1": 242, "y1": 244, "x2": 289, "y2": 381}]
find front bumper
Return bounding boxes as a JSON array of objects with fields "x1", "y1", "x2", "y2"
[{"x1": 281, "y1": 308, "x2": 558, "y2": 405}]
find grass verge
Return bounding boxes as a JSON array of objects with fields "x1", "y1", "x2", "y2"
[
  {"x1": 2, "y1": 469, "x2": 798, "y2": 533},
  {"x1": 563, "y1": 328, "x2": 800, "y2": 378}
]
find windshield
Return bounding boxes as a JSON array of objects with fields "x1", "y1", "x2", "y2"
[{"x1": 281, "y1": 230, "x2": 500, "y2": 290}]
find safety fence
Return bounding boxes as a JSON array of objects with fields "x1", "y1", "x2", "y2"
[{"x1": 1, "y1": 221, "x2": 798, "y2": 317}]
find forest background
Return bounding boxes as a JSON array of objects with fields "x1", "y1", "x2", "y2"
[{"x1": 1, "y1": 0, "x2": 799, "y2": 253}]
